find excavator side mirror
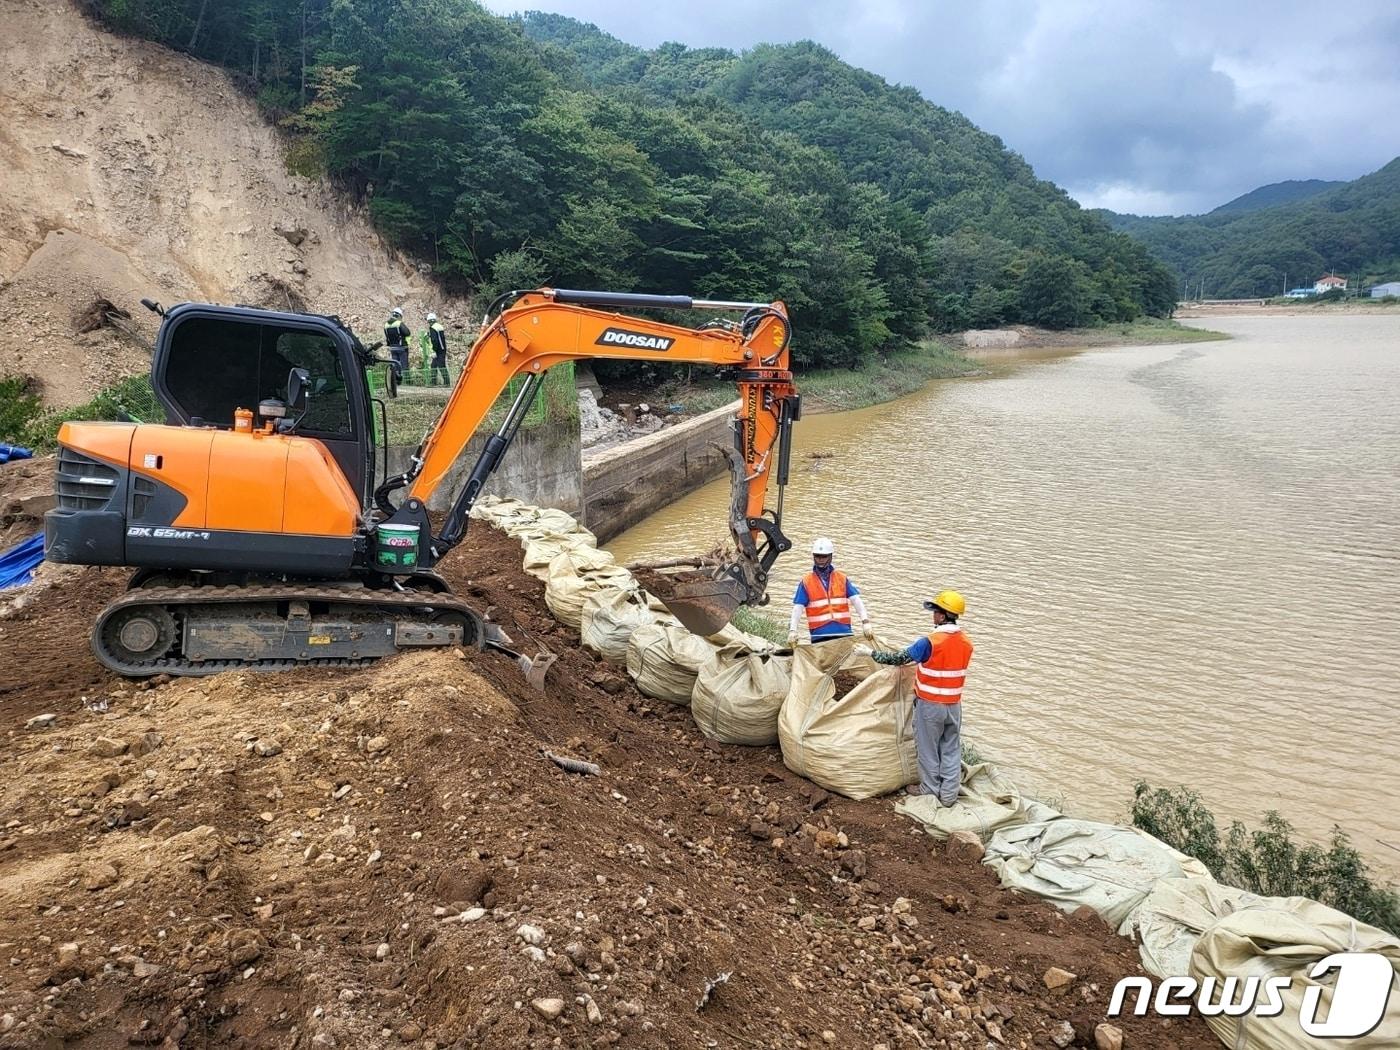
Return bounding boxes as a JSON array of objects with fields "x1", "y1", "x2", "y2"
[{"x1": 287, "y1": 368, "x2": 310, "y2": 414}]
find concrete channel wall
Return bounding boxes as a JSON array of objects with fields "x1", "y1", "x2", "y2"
[
  {"x1": 582, "y1": 401, "x2": 738, "y2": 543},
  {"x1": 385, "y1": 418, "x2": 583, "y2": 516}
]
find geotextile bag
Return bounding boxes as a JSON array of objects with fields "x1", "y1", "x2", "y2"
[
  {"x1": 580, "y1": 585, "x2": 656, "y2": 665},
  {"x1": 706, "y1": 620, "x2": 780, "y2": 652},
  {"x1": 896, "y1": 761, "x2": 1057, "y2": 841},
  {"x1": 625, "y1": 622, "x2": 716, "y2": 704},
  {"x1": 523, "y1": 531, "x2": 604, "y2": 580},
  {"x1": 544, "y1": 548, "x2": 634, "y2": 629},
  {"x1": 777, "y1": 636, "x2": 917, "y2": 800},
  {"x1": 691, "y1": 644, "x2": 793, "y2": 745},
  {"x1": 982, "y1": 818, "x2": 1190, "y2": 929},
  {"x1": 1123, "y1": 876, "x2": 1263, "y2": 979},
  {"x1": 1189, "y1": 896, "x2": 1400, "y2": 1050}
]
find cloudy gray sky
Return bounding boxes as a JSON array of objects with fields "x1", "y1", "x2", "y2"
[{"x1": 485, "y1": 0, "x2": 1400, "y2": 215}]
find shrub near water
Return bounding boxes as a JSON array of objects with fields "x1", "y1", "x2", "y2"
[{"x1": 1131, "y1": 782, "x2": 1400, "y2": 935}]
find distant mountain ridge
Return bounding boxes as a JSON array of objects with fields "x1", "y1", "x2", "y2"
[
  {"x1": 1210, "y1": 179, "x2": 1345, "y2": 215},
  {"x1": 1092, "y1": 160, "x2": 1400, "y2": 298}
]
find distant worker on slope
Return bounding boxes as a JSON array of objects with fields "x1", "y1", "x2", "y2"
[
  {"x1": 856, "y1": 590, "x2": 973, "y2": 804},
  {"x1": 384, "y1": 306, "x2": 411, "y2": 385},
  {"x1": 786, "y1": 537, "x2": 875, "y2": 647},
  {"x1": 425, "y1": 312, "x2": 450, "y2": 386}
]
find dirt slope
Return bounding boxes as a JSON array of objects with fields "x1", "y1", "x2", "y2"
[
  {"x1": 0, "y1": 483, "x2": 1215, "y2": 1048},
  {"x1": 0, "y1": 0, "x2": 466, "y2": 407}
]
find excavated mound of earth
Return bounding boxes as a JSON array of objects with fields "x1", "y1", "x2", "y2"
[{"x1": 0, "y1": 480, "x2": 1217, "y2": 1047}]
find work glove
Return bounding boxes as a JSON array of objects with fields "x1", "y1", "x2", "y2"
[
  {"x1": 853, "y1": 643, "x2": 874, "y2": 659},
  {"x1": 785, "y1": 632, "x2": 798, "y2": 648},
  {"x1": 861, "y1": 620, "x2": 876, "y2": 643}
]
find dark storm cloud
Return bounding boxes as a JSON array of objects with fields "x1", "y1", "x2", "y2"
[{"x1": 486, "y1": 0, "x2": 1400, "y2": 215}]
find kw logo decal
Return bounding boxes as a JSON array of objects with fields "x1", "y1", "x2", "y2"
[{"x1": 595, "y1": 328, "x2": 674, "y2": 351}]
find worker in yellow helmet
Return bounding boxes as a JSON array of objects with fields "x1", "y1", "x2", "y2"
[{"x1": 856, "y1": 590, "x2": 972, "y2": 804}]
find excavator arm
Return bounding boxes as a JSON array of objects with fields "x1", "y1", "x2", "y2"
[{"x1": 374, "y1": 288, "x2": 800, "y2": 634}]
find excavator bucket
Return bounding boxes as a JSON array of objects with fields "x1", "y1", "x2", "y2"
[
  {"x1": 656, "y1": 445, "x2": 763, "y2": 635},
  {"x1": 661, "y1": 575, "x2": 748, "y2": 637}
]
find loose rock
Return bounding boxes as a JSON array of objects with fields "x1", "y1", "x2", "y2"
[{"x1": 530, "y1": 997, "x2": 565, "y2": 1020}]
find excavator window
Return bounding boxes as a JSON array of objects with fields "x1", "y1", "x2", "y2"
[{"x1": 162, "y1": 315, "x2": 353, "y2": 438}]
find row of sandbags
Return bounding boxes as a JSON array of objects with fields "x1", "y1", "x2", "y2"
[
  {"x1": 898, "y1": 772, "x2": 1400, "y2": 1048},
  {"x1": 470, "y1": 498, "x2": 918, "y2": 798},
  {"x1": 887, "y1": 742, "x2": 1400, "y2": 1048}
]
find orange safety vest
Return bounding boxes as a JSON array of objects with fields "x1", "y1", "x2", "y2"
[
  {"x1": 802, "y1": 570, "x2": 852, "y2": 631},
  {"x1": 914, "y1": 627, "x2": 973, "y2": 704}
]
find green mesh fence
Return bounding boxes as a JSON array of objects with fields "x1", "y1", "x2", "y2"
[
  {"x1": 370, "y1": 360, "x2": 578, "y2": 447},
  {"x1": 20, "y1": 375, "x2": 164, "y2": 449}
]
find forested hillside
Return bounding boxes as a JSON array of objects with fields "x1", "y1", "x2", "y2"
[
  {"x1": 520, "y1": 13, "x2": 1178, "y2": 332},
  {"x1": 1098, "y1": 160, "x2": 1400, "y2": 298},
  {"x1": 82, "y1": 0, "x2": 1177, "y2": 367}
]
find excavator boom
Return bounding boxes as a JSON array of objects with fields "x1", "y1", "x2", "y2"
[{"x1": 377, "y1": 288, "x2": 800, "y2": 633}]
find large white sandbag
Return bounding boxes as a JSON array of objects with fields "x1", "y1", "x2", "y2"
[
  {"x1": 691, "y1": 644, "x2": 793, "y2": 745},
  {"x1": 1123, "y1": 876, "x2": 1264, "y2": 979},
  {"x1": 777, "y1": 636, "x2": 917, "y2": 800},
  {"x1": 544, "y1": 548, "x2": 633, "y2": 629},
  {"x1": 983, "y1": 818, "x2": 1189, "y2": 929},
  {"x1": 468, "y1": 495, "x2": 531, "y2": 528},
  {"x1": 580, "y1": 586, "x2": 656, "y2": 665},
  {"x1": 1189, "y1": 896, "x2": 1400, "y2": 1050},
  {"x1": 625, "y1": 622, "x2": 716, "y2": 705},
  {"x1": 896, "y1": 761, "x2": 1060, "y2": 841},
  {"x1": 523, "y1": 532, "x2": 608, "y2": 581}
]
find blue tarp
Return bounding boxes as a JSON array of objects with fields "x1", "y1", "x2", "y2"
[
  {"x1": 0, "y1": 533, "x2": 44, "y2": 590},
  {"x1": 0, "y1": 444, "x2": 35, "y2": 464}
]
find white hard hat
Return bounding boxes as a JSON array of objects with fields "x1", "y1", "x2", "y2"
[
  {"x1": 811, "y1": 537, "x2": 835, "y2": 556},
  {"x1": 426, "y1": 312, "x2": 437, "y2": 322},
  {"x1": 391, "y1": 306, "x2": 404, "y2": 317}
]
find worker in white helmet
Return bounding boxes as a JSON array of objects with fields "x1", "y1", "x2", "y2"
[
  {"x1": 786, "y1": 537, "x2": 874, "y2": 647},
  {"x1": 425, "y1": 311, "x2": 450, "y2": 386}
]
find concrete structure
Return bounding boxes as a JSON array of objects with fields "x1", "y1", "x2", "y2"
[
  {"x1": 386, "y1": 417, "x2": 582, "y2": 516},
  {"x1": 1370, "y1": 282, "x2": 1400, "y2": 298},
  {"x1": 1314, "y1": 274, "x2": 1347, "y2": 293},
  {"x1": 583, "y1": 401, "x2": 739, "y2": 542},
  {"x1": 1285, "y1": 288, "x2": 1316, "y2": 299}
]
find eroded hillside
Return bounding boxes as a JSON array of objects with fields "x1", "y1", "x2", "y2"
[{"x1": 0, "y1": 0, "x2": 465, "y2": 407}]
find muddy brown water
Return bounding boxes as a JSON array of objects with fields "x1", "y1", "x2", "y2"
[{"x1": 609, "y1": 314, "x2": 1400, "y2": 871}]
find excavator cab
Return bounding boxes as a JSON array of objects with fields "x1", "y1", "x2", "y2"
[{"x1": 152, "y1": 304, "x2": 379, "y2": 507}]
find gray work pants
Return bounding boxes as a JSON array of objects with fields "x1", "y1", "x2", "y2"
[{"x1": 914, "y1": 701, "x2": 962, "y2": 806}]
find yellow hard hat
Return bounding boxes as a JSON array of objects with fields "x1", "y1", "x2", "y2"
[{"x1": 923, "y1": 590, "x2": 966, "y2": 616}]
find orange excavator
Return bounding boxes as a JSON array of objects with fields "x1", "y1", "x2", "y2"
[{"x1": 44, "y1": 288, "x2": 800, "y2": 677}]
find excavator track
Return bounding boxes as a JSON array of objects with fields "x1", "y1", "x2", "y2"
[{"x1": 91, "y1": 582, "x2": 485, "y2": 678}]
